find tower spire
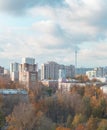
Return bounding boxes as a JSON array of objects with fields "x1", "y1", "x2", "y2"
[{"x1": 75, "y1": 48, "x2": 77, "y2": 76}]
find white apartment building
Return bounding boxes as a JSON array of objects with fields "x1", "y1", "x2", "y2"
[
  {"x1": 41, "y1": 61, "x2": 75, "y2": 80},
  {"x1": 10, "y1": 62, "x2": 19, "y2": 81},
  {"x1": 86, "y1": 70, "x2": 97, "y2": 78},
  {"x1": 86, "y1": 67, "x2": 104, "y2": 79}
]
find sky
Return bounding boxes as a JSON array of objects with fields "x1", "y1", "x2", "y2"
[{"x1": 0, "y1": 0, "x2": 107, "y2": 69}]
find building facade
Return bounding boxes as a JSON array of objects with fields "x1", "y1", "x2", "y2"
[
  {"x1": 41, "y1": 61, "x2": 75, "y2": 80},
  {"x1": 86, "y1": 67, "x2": 104, "y2": 79},
  {"x1": 0, "y1": 66, "x2": 4, "y2": 75},
  {"x1": 41, "y1": 61, "x2": 59, "y2": 80},
  {"x1": 19, "y1": 59, "x2": 38, "y2": 90},
  {"x1": 10, "y1": 62, "x2": 19, "y2": 81},
  {"x1": 22, "y1": 57, "x2": 35, "y2": 65}
]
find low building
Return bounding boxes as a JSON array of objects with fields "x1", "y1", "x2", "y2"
[
  {"x1": 41, "y1": 80, "x2": 58, "y2": 91},
  {"x1": 86, "y1": 70, "x2": 97, "y2": 78}
]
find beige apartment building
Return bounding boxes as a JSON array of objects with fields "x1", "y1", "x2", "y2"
[{"x1": 19, "y1": 58, "x2": 38, "y2": 90}]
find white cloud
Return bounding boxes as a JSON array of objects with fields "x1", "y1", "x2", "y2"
[{"x1": 0, "y1": 0, "x2": 107, "y2": 67}]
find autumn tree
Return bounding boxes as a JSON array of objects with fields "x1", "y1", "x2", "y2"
[
  {"x1": 75, "y1": 75, "x2": 89, "y2": 83},
  {"x1": 66, "y1": 115, "x2": 73, "y2": 128},
  {"x1": 72, "y1": 113, "x2": 86, "y2": 129},
  {"x1": 97, "y1": 119, "x2": 107, "y2": 130},
  {"x1": 82, "y1": 96, "x2": 92, "y2": 118},
  {"x1": 86, "y1": 116, "x2": 99, "y2": 130},
  {"x1": 75, "y1": 124, "x2": 85, "y2": 130},
  {"x1": 6, "y1": 103, "x2": 55, "y2": 130},
  {"x1": 56, "y1": 126, "x2": 71, "y2": 130}
]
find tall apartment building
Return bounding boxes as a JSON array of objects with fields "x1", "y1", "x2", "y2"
[
  {"x1": 22, "y1": 57, "x2": 35, "y2": 65},
  {"x1": 41, "y1": 61, "x2": 59, "y2": 80},
  {"x1": 0, "y1": 66, "x2": 4, "y2": 75},
  {"x1": 19, "y1": 58, "x2": 38, "y2": 90},
  {"x1": 64, "y1": 65, "x2": 75, "y2": 78},
  {"x1": 41, "y1": 61, "x2": 75, "y2": 80},
  {"x1": 10, "y1": 62, "x2": 19, "y2": 81}
]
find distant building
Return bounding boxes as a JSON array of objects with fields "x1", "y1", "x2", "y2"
[
  {"x1": 41, "y1": 61, "x2": 75, "y2": 80},
  {"x1": 19, "y1": 58, "x2": 38, "y2": 90},
  {"x1": 94, "y1": 67, "x2": 104, "y2": 77},
  {"x1": 103, "y1": 67, "x2": 107, "y2": 77},
  {"x1": 59, "y1": 69, "x2": 66, "y2": 80},
  {"x1": 0, "y1": 66, "x2": 4, "y2": 75},
  {"x1": 76, "y1": 68, "x2": 93, "y2": 75},
  {"x1": 0, "y1": 89, "x2": 28, "y2": 95},
  {"x1": 64, "y1": 65, "x2": 75, "y2": 78},
  {"x1": 0, "y1": 89, "x2": 29, "y2": 107},
  {"x1": 86, "y1": 67, "x2": 104, "y2": 79},
  {"x1": 41, "y1": 61, "x2": 59, "y2": 80},
  {"x1": 22, "y1": 57, "x2": 35, "y2": 65},
  {"x1": 10, "y1": 62, "x2": 19, "y2": 81},
  {"x1": 58, "y1": 82, "x2": 73, "y2": 92},
  {"x1": 38, "y1": 69, "x2": 41, "y2": 80},
  {"x1": 4, "y1": 69, "x2": 10, "y2": 75},
  {"x1": 86, "y1": 70, "x2": 97, "y2": 78},
  {"x1": 41, "y1": 80, "x2": 58, "y2": 91}
]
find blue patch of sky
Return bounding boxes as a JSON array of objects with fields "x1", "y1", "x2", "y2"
[
  {"x1": 78, "y1": 42, "x2": 92, "y2": 50},
  {"x1": 0, "y1": 13, "x2": 47, "y2": 28}
]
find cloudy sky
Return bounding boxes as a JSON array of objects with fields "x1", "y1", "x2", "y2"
[{"x1": 0, "y1": 0, "x2": 107, "y2": 68}]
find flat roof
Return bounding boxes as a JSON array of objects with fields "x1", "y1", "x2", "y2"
[{"x1": 0, "y1": 89, "x2": 28, "y2": 95}]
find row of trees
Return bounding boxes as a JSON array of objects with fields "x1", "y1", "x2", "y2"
[
  {"x1": 3, "y1": 85, "x2": 107, "y2": 130},
  {"x1": 0, "y1": 74, "x2": 107, "y2": 130}
]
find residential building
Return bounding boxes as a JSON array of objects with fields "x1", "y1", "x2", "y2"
[
  {"x1": 86, "y1": 70, "x2": 97, "y2": 78},
  {"x1": 41, "y1": 80, "x2": 58, "y2": 92},
  {"x1": 22, "y1": 57, "x2": 35, "y2": 65},
  {"x1": 94, "y1": 67, "x2": 104, "y2": 77},
  {"x1": 86, "y1": 67, "x2": 104, "y2": 79},
  {"x1": 76, "y1": 67, "x2": 93, "y2": 75},
  {"x1": 38, "y1": 69, "x2": 41, "y2": 80},
  {"x1": 41, "y1": 61, "x2": 75, "y2": 80},
  {"x1": 0, "y1": 66, "x2": 4, "y2": 75},
  {"x1": 41, "y1": 61, "x2": 59, "y2": 80},
  {"x1": 64, "y1": 65, "x2": 75, "y2": 78},
  {"x1": 10, "y1": 62, "x2": 19, "y2": 81},
  {"x1": 19, "y1": 58, "x2": 38, "y2": 90}
]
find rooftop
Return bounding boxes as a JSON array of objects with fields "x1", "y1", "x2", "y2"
[{"x1": 0, "y1": 89, "x2": 28, "y2": 95}]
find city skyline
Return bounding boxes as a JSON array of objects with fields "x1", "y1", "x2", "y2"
[{"x1": 0, "y1": 0, "x2": 107, "y2": 68}]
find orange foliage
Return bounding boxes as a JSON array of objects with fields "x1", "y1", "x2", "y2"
[
  {"x1": 56, "y1": 127, "x2": 71, "y2": 130},
  {"x1": 75, "y1": 124, "x2": 85, "y2": 130}
]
